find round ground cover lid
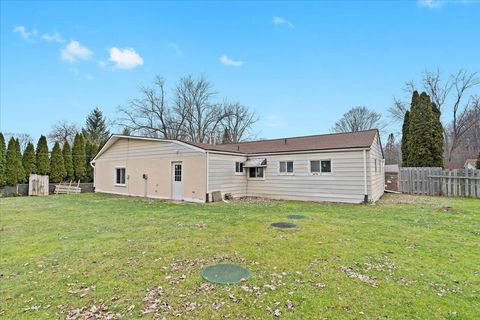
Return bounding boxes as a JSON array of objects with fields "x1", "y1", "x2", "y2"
[
  {"x1": 201, "y1": 263, "x2": 251, "y2": 284},
  {"x1": 271, "y1": 222, "x2": 297, "y2": 228},
  {"x1": 287, "y1": 214, "x2": 305, "y2": 219}
]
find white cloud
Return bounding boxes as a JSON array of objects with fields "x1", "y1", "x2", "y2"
[
  {"x1": 12, "y1": 25, "x2": 38, "y2": 40},
  {"x1": 219, "y1": 55, "x2": 244, "y2": 67},
  {"x1": 61, "y1": 41, "x2": 93, "y2": 62},
  {"x1": 273, "y1": 16, "x2": 294, "y2": 28},
  {"x1": 418, "y1": 0, "x2": 444, "y2": 8},
  {"x1": 108, "y1": 47, "x2": 144, "y2": 69},
  {"x1": 42, "y1": 32, "x2": 64, "y2": 43},
  {"x1": 167, "y1": 42, "x2": 183, "y2": 55}
]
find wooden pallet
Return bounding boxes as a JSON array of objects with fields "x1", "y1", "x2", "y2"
[{"x1": 54, "y1": 180, "x2": 81, "y2": 194}]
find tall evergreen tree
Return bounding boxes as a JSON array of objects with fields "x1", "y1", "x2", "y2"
[
  {"x1": 430, "y1": 102, "x2": 444, "y2": 167},
  {"x1": 72, "y1": 133, "x2": 86, "y2": 181},
  {"x1": 84, "y1": 107, "x2": 110, "y2": 145},
  {"x1": 407, "y1": 92, "x2": 433, "y2": 166},
  {"x1": 36, "y1": 135, "x2": 50, "y2": 175},
  {"x1": 85, "y1": 141, "x2": 98, "y2": 182},
  {"x1": 50, "y1": 142, "x2": 66, "y2": 183},
  {"x1": 476, "y1": 152, "x2": 480, "y2": 169},
  {"x1": 401, "y1": 110, "x2": 411, "y2": 166},
  {"x1": 22, "y1": 142, "x2": 36, "y2": 179},
  {"x1": 62, "y1": 141, "x2": 74, "y2": 180},
  {"x1": 5, "y1": 138, "x2": 24, "y2": 185},
  {"x1": 0, "y1": 133, "x2": 6, "y2": 187},
  {"x1": 15, "y1": 139, "x2": 26, "y2": 183}
]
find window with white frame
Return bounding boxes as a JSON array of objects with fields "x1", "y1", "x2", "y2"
[
  {"x1": 279, "y1": 161, "x2": 294, "y2": 174},
  {"x1": 248, "y1": 167, "x2": 264, "y2": 179},
  {"x1": 115, "y1": 168, "x2": 126, "y2": 185},
  {"x1": 310, "y1": 160, "x2": 332, "y2": 174},
  {"x1": 235, "y1": 161, "x2": 244, "y2": 174},
  {"x1": 321, "y1": 160, "x2": 331, "y2": 173}
]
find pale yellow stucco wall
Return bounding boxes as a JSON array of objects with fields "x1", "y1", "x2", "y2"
[{"x1": 93, "y1": 139, "x2": 206, "y2": 202}]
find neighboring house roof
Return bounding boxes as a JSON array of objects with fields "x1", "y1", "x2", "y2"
[
  {"x1": 94, "y1": 129, "x2": 381, "y2": 161},
  {"x1": 465, "y1": 159, "x2": 477, "y2": 168},
  {"x1": 186, "y1": 129, "x2": 379, "y2": 155}
]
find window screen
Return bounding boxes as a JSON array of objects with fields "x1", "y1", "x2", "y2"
[
  {"x1": 116, "y1": 168, "x2": 126, "y2": 184},
  {"x1": 310, "y1": 160, "x2": 320, "y2": 173},
  {"x1": 235, "y1": 162, "x2": 244, "y2": 173},
  {"x1": 279, "y1": 161, "x2": 293, "y2": 173}
]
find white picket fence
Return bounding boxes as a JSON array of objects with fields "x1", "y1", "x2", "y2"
[{"x1": 399, "y1": 167, "x2": 480, "y2": 198}]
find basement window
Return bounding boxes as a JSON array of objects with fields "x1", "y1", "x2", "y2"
[{"x1": 115, "y1": 168, "x2": 126, "y2": 185}]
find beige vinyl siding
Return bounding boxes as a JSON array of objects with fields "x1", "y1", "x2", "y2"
[
  {"x1": 246, "y1": 150, "x2": 367, "y2": 203},
  {"x1": 368, "y1": 133, "x2": 385, "y2": 202},
  {"x1": 94, "y1": 138, "x2": 207, "y2": 202},
  {"x1": 207, "y1": 153, "x2": 248, "y2": 197}
]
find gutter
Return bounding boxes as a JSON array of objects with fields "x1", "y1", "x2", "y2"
[{"x1": 205, "y1": 151, "x2": 209, "y2": 202}]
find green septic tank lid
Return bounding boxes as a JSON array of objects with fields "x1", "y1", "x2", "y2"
[{"x1": 201, "y1": 263, "x2": 251, "y2": 284}]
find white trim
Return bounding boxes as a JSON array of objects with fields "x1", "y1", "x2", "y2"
[
  {"x1": 234, "y1": 161, "x2": 245, "y2": 175},
  {"x1": 309, "y1": 159, "x2": 333, "y2": 175},
  {"x1": 93, "y1": 135, "x2": 206, "y2": 161},
  {"x1": 207, "y1": 147, "x2": 371, "y2": 157},
  {"x1": 115, "y1": 167, "x2": 126, "y2": 186},
  {"x1": 278, "y1": 160, "x2": 294, "y2": 175}
]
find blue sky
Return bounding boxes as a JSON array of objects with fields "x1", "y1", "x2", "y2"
[{"x1": 1, "y1": 0, "x2": 479, "y2": 142}]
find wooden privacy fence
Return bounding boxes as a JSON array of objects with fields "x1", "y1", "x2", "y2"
[{"x1": 399, "y1": 167, "x2": 480, "y2": 198}]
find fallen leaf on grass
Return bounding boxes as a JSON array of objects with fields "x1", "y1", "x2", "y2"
[{"x1": 340, "y1": 266, "x2": 378, "y2": 287}]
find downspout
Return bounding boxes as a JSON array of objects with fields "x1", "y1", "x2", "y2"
[
  {"x1": 363, "y1": 149, "x2": 368, "y2": 203},
  {"x1": 90, "y1": 160, "x2": 96, "y2": 189},
  {"x1": 205, "y1": 151, "x2": 209, "y2": 202}
]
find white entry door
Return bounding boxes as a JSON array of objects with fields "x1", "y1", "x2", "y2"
[{"x1": 171, "y1": 162, "x2": 183, "y2": 200}]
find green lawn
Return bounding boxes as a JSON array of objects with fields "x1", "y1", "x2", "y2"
[{"x1": 1, "y1": 193, "x2": 479, "y2": 319}]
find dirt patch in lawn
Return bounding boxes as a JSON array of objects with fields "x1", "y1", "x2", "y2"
[{"x1": 379, "y1": 194, "x2": 443, "y2": 204}]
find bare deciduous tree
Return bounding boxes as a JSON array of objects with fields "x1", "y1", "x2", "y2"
[
  {"x1": 390, "y1": 69, "x2": 480, "y2": 162},
  {"x1": 48, "y1": 121, "x2": 80, "y2": 145},
  {"x1": 4, "y1": 132, "x2": 33, "y2": 152},
  {"x1": 175, "y1": 75, "x2": 226, "y2": 143},
  {"x1": 332, "y1": 106, "x2": 385, "y2": 133},
  {"x1": 220, "y1": 102, "x2": 258, "y2": 143},
  {"x1": 118, "y1": 75, "x2": 257, "y2": 144},
  {"x1": 118, "y1": 77, "x2": 184, "y2": 139}
]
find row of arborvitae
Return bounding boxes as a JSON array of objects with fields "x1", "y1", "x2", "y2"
[
  {"x1": 0, "y1": 132, "x2": 99, "y2": 186},
  {"x1": 401, "y1": 91, "x2": 444, "y2": 167}
]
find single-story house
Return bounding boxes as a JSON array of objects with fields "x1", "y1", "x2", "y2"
[{"x1": 91, "y1": 129, "x2": 384, "y2": 204}]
